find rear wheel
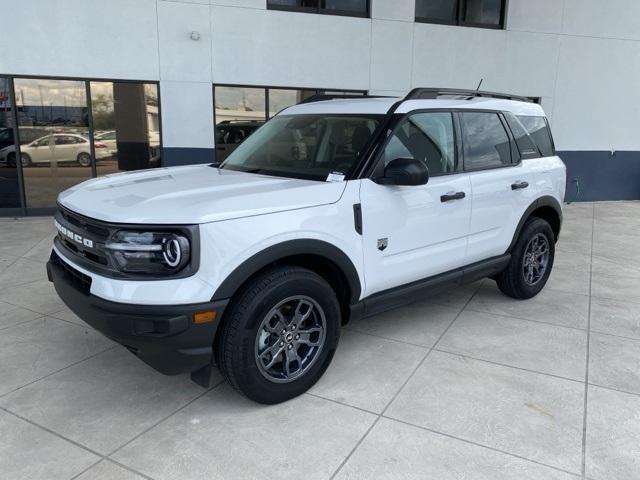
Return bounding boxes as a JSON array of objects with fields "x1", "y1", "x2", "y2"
[
  {"x1": 215, "y1": 265, "x2": 340, "y2": 404},
  {"x1": 7, "y1": 152, "x2": 16, "y2": 168},
  {"x1": 496, "y1": 217, "x2": 555, "y2": 299},
  {"x1": 77, "y1": 152, "x2": 91, "y2": 167}
]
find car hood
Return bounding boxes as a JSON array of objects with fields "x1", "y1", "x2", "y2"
[{"x1": 58, "y1": 165, "x2": 347, "y2": 224}]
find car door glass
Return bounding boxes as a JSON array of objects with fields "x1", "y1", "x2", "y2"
[
  {"x1": 504, "y1": 112, "x2": 539, "y2": 159},
  {"x1": 460, "y1": 112, "x2": 511, "y2": 169},
  {"x1": 383, "y1": 112, "x2": 456, "y2": 176}
]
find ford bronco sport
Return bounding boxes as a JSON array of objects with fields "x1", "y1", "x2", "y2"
[{"x1": 47, "y1": 88, "x2": 566, "y2": 404}]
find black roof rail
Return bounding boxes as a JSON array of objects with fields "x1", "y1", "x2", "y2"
[
  {"x1": 298, "y1": 94, "x2": 392, "y2": 105},
  {"x1": 404, "y1": 88, "x2": 534, "y2": 103}
]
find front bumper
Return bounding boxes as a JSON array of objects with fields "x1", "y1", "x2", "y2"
[{"x1": 47, "y1": 250, "x2": 228, "y2": 376}]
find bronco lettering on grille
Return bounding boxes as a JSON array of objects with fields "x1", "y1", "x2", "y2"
[{"x1": 54, "y1": 219, "x2": 94, "y2": 248}]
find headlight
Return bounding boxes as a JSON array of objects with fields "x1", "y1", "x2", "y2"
[{"x1": 105, "y1": 231, "x2": 190, "y2": 275}]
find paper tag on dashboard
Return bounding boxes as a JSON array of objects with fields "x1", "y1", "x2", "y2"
[{"x1": 326, "y1": 171, "x2": 345, "y2": 182}]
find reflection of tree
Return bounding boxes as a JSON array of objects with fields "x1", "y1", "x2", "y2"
[{"x1": 91, "y1": 93, "x2": 115, "y2": 130}]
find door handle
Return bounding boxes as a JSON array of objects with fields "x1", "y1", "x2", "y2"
[
  {"x1": 511, "y1": 181, "x2": 529, "y2": 190},
  {"x1": 440, "y1": 191, "x2": 466, "y2": 202}
]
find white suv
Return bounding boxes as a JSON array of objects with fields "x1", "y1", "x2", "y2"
[{"x1": 47, "y1": 88, "x2": 566, "y2": 404}]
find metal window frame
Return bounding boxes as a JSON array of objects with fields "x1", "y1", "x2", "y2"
[
  {"x1": 267, "y1": 0, "x2": 370, "y2": 18},
  {"x1": 0, "y1": 73, "x2": 162, "y2": 216},
  {"x1": 415, "y1": 0, "x2": 508, "y2": 30}
]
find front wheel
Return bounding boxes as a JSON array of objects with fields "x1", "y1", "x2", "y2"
[
  {"x1": 215, "y1": 266, "x2": 340, "y2": 404},
  {"x1": 495, "y1": 217, "x2": 555, "y2": 299},
  {"x1": 20, "y1": 153, "x2": 32, "y2": 167}
]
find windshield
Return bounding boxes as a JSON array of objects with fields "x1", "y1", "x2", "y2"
[{"x1": 220, "y1": 114, "x2": 383, "y2": 181}]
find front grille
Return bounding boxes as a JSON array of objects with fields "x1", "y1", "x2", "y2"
[
  {"x1": 51, "y1": 249, "x2": 92, "y2": 295},
  {"x1": 56, "y1": 206, "x2": 110, "y2": 267}
]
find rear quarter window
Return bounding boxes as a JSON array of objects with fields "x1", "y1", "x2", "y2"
[{"x1": 517, "y1": 116, "x2": 555, "y2": 157}]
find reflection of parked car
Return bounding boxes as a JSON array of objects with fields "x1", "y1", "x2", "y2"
[
  {"x1": 215, "y1": 120, "x2": 262, "y2": 162},
  {"x1": 94, "y1": 130, "x2": 118, "y2": 156},
  {"x1": 0, "y1": 127, "x2": 53, "y2": 166},
  {"x1": 0, "y1": 128, "x2": 13, "y2": 150},
  {"x1": 16, "y1": 134, "x2": 108, "y2": 167}
]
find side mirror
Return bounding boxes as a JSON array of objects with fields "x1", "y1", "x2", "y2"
[{"x1": 378, "y1": 157, "x2": 429, "y2": 186}]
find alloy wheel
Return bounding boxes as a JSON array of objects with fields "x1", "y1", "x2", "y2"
[
  {"x1": 254, "y1": 295, "x2": 327, "y2": 383},
  {"x1": 522, "y1": 233, "x2": 550, "y2": 286}
]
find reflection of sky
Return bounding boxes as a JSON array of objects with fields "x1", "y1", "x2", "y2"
[
  {"x1": 12, "y1": 79, "x2": 157, "y2": 109},
  {"x1": 15, "y1": 79, "x2": 86, "y2": 107},
  {"x1": 215, "y1": 87, "x2": 265, "y2": 113}
]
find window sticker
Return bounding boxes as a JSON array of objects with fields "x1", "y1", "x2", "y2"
[{"x1": 326, "y1": 171, "x2": 345, "y2": 182}]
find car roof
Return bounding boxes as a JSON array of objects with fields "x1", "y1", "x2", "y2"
[{"x1": 282, "y1": 96, "x2": 546, "y2": 118}]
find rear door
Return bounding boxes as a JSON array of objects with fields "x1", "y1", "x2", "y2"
[
  {"x1": 460, "y1": 111, "x2": 539, "y2": 264},
  {"x1": 360, "y1": 111, "x2": 472, "y2": 296}
]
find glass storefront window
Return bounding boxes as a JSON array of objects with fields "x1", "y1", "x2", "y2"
[
  {"x1": 0, "y1": 77, "x2": 21, "y2": 210},
  {"x1": 0, "y1": 76, "x2": 162, "y2": 212},
  {"x1": 268, "y1": 89, "x2": 317, "y2": 117},
  {"x1": 214, "y1": 85, "x2": 366, "y2": 163},
  {"x1": 14, "y1": 78, "x2": 91, "y2": 209},
  {"x1": 267, "y1": 0, "x2": 369, "y2": 17},
  {"x1": 90, "y1": 81, "x2": 161, "y2": 175},
  {"x1": 214, "y1": 86, "x2": 266, "y2": 162}
]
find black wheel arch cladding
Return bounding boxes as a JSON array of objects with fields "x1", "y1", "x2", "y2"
[{"x1": 211, "y1": 239, "x2": 362, "y2": 305}]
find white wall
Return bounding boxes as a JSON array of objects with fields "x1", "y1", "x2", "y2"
[{"x1": 1, "y1": 0, "x2": 639, "y2": 153}]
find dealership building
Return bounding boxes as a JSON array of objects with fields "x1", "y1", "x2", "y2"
[{"x1": 1, "y1": 0, "x2": 638, "y2": 215}]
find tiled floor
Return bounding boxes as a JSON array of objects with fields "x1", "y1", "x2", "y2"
[{"x1": 0, "y1": 202, "x2": 639, "y2": 480}]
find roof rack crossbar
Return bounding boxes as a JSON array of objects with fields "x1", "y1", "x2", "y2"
[
  {"x1": 298, "y1": 94, "x2": 392, "y2": 105},
  {"x1": 404, "y1": 88, "x2": 533, "y2": 103}
]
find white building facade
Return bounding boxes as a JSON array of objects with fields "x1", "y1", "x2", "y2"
[{"x1": 1, "y1": 0, "x2": 639, "y2": 214}]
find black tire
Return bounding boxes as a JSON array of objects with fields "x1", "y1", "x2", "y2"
[
  {"x1": 215, "y1": 265, "x2": 341, "y2": 404},
  {"x1": 77, "y1": 152, "x2": 91, "y2": 167},
  {"x1": 7, "y1": 152, "x2": 16, "y2": 168},
  {"x1": 20, "y1": 153, "x2": 32, "y2": 167},
  {"x1": 496, "y1": 217, "x2": 555, "y2": 299}
]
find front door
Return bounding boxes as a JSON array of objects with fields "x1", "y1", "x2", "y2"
[{"x1": 360, "y1": 111, "x2": 471, "y2": 297}]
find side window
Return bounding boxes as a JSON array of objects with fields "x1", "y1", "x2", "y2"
[
  {"x1": 383, "y1": 112, "x2": 456, "y2": 176},
  {"x1": 460, "y1": 112, "x2": 511, "y2": 170},
  {"x1": 517, "y1": 116, "x2": 555, "y2": 157},
  {"x1": 504, "y1": 112, "x2": 540, "y2": 160}
]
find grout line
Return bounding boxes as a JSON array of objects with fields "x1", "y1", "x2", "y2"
[
  {"x1": 432, "y1": 348, "x2": 584, "y2": 384},
  {"x1": 0, "y1": 405, "x2": 104, "y2": 458},
  {"x1": 462, "y1": 306, "x2": 589, "y2": 332},
  {"x1": 329, "y1": 416, "x2": 380, "y2": 480},
  {"x1": 342, "y1": 326, "x2": 432, "y2": 350},
  {"x1": 588, "y1": 329, "x2": 640, "y2": 343},
  {"x1": 69, "y1": 458, "x2": 106, "y2": 480},
  {"x1": 0, "y1": 314, "x2": 46, "y2": 332},
  {"x1": 0, "y1": 346, "x2": 117, "y2": 399},
  {"x1": 328, "y1": 281, "x2": 484, "y2": 479},
  {"x1": 587, "y1": 382, "x2": 640, "y2": 399},
  {"x1": 306, "y1": 392, "x2": 379, "y2": 416},
  {"x1": 104, "y1": 459, "x2": 156, "y2": 480},
  {"x1": 580, "y1": 203, "x2": 596, "y2": 479},
  {"x1": 380, "y1": 416, "x2": 583, "y2": 478},
  {"x1": 106, "y1": 377, "x2": 226, "y2": 458}
]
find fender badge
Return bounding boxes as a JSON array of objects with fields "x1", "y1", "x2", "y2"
[{"x1": 377, "y1": 238, "x2": 388, "y2": 251}]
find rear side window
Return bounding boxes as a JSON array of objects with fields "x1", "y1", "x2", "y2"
[
  {"x1": 504, "y1": 112, "x2": 540, "y2": 159},
  {"x1": 517, "y1": 116, "x2": 555, "y2": 157},
  {"x1": 460, "y1": 112, "x2": 511, "y2": 170}
]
